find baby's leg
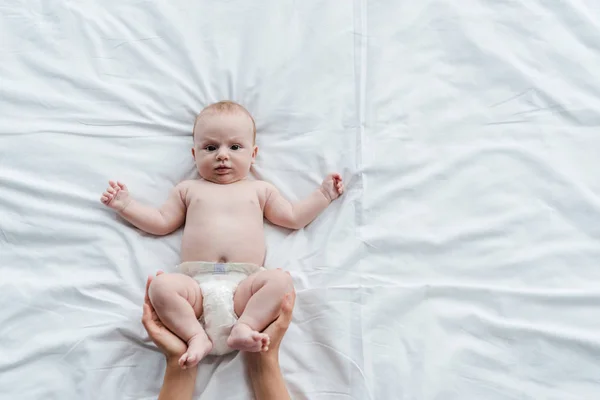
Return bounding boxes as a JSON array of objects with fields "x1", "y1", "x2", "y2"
[
  {"x1": 228, "y1": 269, "x2": 294, "y2": 352},
  {"x1": 148, "y1": 273, "x2": 212, "y2": 368}
]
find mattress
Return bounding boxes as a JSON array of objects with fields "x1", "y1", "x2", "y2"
[{"x1": 2, "y1": 0, "x2": 600, "y2": 399}]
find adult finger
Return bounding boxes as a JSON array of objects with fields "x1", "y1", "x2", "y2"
[
  {"x1": 144, "y1": 271, "x2": 164, "y2": 303},
  {"x1": 264, "y1": 291, "x2": 296, "y2": 338},
  {"x1": 278, "y1": 292, "x2": 296, "y2": 325},
  {"x1": 144, "y1": 275, "x2": 154, "y2": 305},
  {"x1": 141, "y1": 303, "x2": 154, "y2": 329}
]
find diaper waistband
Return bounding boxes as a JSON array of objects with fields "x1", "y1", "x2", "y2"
[{"x1": 177, "y1": 261, "x2": 263, "y2": 277}]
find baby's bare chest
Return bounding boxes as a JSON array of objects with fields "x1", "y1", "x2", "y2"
[{"x1": 186, "y1": 185, "x2": 263, "y2": 218}]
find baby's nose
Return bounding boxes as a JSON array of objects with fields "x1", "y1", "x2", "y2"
[{"x1": 216, "y1": 150, "x2": 229, "y2": 159}]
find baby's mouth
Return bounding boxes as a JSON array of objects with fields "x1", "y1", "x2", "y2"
[{"x1": 215, "y1": 165, "x2": 231, "y2": 173}]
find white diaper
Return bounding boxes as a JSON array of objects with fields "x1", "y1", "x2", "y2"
[{"x1": 177, "y1": 261, "x2": 264, "y2": 355}]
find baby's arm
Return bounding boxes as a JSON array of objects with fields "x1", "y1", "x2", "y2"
[
  {"x1": 101, "y1": 180, "x2": 187, "y2": 236},
  {"x1": 262, "y1": 173, "x2": 344, "y2": 230}
]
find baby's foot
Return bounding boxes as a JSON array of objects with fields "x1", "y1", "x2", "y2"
[
  {"x1": 227, "y1": 322, "x2": 270, "y2": 352},
  {"x1": 179, "y1": 332, "x2": 213, "y2": 369}
]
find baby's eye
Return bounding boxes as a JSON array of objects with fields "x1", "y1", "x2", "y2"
[
  {"x1": 230, "y1": 144, "x2": 241, "y2": 151},
  {"x1": 205, "y1": 145, "x2": 217, "y2": 152}
]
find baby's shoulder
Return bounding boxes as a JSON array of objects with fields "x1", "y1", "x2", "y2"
[
  {"x1": 250, "y1": 179, "x2": 276, "y2": 193},
  {"x1": 175, "y1": 179, "x2": 196, "y2": 192},
  {"x1": 250, "y1": 180, "x2": 279, "y2": 204},
  {"x1": 174, "y1": 179, "x2": 205, "y2": 199},
  {"x1": 248, "y1": 180, "x2": 271, "y2": 208}
]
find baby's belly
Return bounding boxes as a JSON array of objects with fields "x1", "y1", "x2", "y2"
[{"x1": 180, "y1": 218, "x2": 266, "y2": 265}]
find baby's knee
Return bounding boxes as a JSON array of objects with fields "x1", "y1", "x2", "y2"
[
  {"x1": 148, "y1": 273, "x2": 178, "y2": 305},
  {"x1": 263, "y1": 269, "x2": 294, "y2": 294}
]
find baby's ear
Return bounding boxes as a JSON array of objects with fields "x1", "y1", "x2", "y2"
[
  {"x1": 251, "y1": 146, "x2": 258, "y2": 163},
  {"x1": 191, "y1": 147, "x2": 196, "y2": 159}
]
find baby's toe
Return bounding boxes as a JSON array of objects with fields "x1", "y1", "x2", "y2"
[
  {"x1": 178, "y1": 353, "x2": 188, "y2": 368},
  {"x1": 186, "y1": 354, "x2": 197, "y2": 367},
  {"x1": 261, "y1": 335, "x2": 270, "y2": 351}
]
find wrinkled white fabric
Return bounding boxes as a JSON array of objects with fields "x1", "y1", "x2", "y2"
[
  {"x1": 3, "y1": 0, "x2": 600, "y2": 399},
  {"x1": 178, "y1": 262, "x2": 263, "y2": 356}
]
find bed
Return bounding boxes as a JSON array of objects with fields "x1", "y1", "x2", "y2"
[{"x1": 2, "y1": 0, "x2": 600, "y2": 398}]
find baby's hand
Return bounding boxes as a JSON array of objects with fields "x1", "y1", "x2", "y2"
[
  {"x1": 100, "y1": 180, "x2": 132, "y2": 212},
  {"x1": 320, "y1": 173, "x2": 344, "y2": 202}
]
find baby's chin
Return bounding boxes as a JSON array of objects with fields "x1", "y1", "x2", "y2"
[{"x1": 200, "y1": 173, "x2": 249, "y2": 185}]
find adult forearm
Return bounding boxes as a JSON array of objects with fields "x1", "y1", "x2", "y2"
[
  {"x1": 158, "y1": 359, "x2": 198, "y2": 400},
  {"x1": 290, "y1": 189, "x2": 330, "y2": 228},
  {"x1": 247, "y1": 355, "x2": 291, "y2": 400},
  {"x1": 118, "y1": 199, "x2": 170, "y2": 235}
]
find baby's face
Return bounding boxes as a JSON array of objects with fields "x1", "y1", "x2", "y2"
[{"x1": 192, "y1": 112, "x2": 257, "y2": 184}]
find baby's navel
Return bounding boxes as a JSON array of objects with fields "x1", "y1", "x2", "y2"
[{"x1": 218, "y1": 256, "x2": 227, "y2": 263}]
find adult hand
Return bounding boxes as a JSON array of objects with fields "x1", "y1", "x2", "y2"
[
  {"x1": 246, "y1": 282, "x2": 296, "y2": 400},
  {"x1": 253, "y1": 278, "x2": 296, "y2": 361},
  {"x1": 142, "y1": 271, "x2": 187, "y2": 361},
  {"x1": 263, "y1": 291, "x2": 295, "y2": 353}
]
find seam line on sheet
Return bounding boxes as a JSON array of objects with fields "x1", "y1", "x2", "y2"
[
  {"x1": 354, "y1": 0, "x2": 367, "y2": 233},
  {"x1": 353, "y1": 0, "x2": 372, "y2": 399}
]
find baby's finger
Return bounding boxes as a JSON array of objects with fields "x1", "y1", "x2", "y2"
[
  {"x1": 108, "y1": 187, "x2": 116, "y2": 194},
  {"x1": 117, "y1": 181, "x2": 127, "y2": 190}
]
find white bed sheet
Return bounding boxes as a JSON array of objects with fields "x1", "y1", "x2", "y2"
[{"x1": 2, "y1": 0, "x2": 600, "y2": 399}]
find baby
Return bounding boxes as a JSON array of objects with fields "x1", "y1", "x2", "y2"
[{"x1": 101, "y1": 101, "x2": 343, "y2": 369}]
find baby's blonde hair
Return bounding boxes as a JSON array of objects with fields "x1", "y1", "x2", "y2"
[{"x1": 193, "y1": 101, "x2": 256, "y2": 143}]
